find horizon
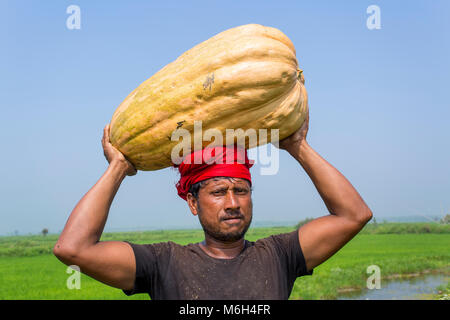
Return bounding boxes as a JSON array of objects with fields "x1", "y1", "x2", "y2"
[{"x1": 2, "y1": 214, "x2": 447, "y2": 237}]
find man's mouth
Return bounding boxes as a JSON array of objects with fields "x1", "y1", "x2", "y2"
[{"x1": 222, "y1": 216, "x2": 244, "y2": 223}]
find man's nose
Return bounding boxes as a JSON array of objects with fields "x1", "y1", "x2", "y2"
[{"x1": 224, "y1": 190, "x2": 240, "y2": 210}]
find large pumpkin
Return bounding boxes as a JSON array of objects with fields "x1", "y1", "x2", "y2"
[{"x1": 110, "y1": 24, "x2": 308, "y2": 171}]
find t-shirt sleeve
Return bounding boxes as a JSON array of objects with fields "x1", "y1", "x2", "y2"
[
  {"x1": 268, "y1": 229, "x2": 313, "y2": 281},
  {"x1": 122, "y1": 241, "x2": 159, "y2": 296}
]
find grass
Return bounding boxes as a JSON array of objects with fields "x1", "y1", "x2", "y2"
[
  {"x1": 0, "y1": 224, "x2": 449, "y2": 299},
  {"x1": 436, "y1": 281, "x2": 450, "y2": 300},
  {"x1": 359, "y1": 222, "x2": 450, "y2": 234},
  {"x1": 291, "y1": 233, "x2": 450, "y2": 299},
  {"x1": 0, "y1": 254, "x2": 147, "y2": 300},
  {"x1": 0, "y1": 226, "x2": 294, "y2": 258}
]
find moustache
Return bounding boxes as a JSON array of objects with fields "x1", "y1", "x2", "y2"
[{"x1": 220, "y1": 210, "x2": 244, "y2": 221}]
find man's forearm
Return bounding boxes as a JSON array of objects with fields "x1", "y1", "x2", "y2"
[
  {"x1": 55, "y1": 160, "x2": 128, "y2": 253},
  {"x1": 289, "y1": 141, "x2": 372, "y2": 223}
]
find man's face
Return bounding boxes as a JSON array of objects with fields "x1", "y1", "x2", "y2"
[{"x1": 187, "y1": 177, "x2": 253, "y2": 242}]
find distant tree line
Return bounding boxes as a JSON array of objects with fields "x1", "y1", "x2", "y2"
[{"x1": 295, "y1": 216, "x2": 450, "y2": 234}]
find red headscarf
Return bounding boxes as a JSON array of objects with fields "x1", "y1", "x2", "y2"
[{"x1": 174, "y1": 145, "x2": 254, "y2": 200}]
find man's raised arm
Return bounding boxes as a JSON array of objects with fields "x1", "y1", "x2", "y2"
[
  {"x1": 53, "y1": 124, "x2": 138, "y2": 290},
  {"x1": 278, "y1": 112, "x2": 373, "y2": 272}
]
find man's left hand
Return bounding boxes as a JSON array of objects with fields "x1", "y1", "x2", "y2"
[{"x1": 277, "y1": 109, "x2": 309, "y2": 154}]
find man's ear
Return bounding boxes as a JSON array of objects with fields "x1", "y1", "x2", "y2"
[{"x1": 186, "y1": 193, "x2": 199, "y2": 216}]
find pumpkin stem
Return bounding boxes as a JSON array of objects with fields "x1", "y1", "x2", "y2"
[{"x1": 297, "y1": 68, "x2": 305, "y2": 84}]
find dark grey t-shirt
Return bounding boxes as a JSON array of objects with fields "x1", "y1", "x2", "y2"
[{"x1": 123, "y1": 230, "x2": 313, "y2": 300}]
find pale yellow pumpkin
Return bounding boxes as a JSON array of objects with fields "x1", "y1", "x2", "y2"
[{"x1": 110, "y1": 24, "x2": 308, "y2": 171}]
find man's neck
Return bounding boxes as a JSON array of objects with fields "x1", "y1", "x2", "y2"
[{"x1": 199, "y1": 236, "x2": 246, "y2": 259}]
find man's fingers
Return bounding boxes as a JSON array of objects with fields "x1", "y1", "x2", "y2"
[
  {"x1": 103, "y1": 124, "x2": 110, "y2": 143},
  {"x1": 102, "y1": 124, "x2": 112, "y2": 151}
]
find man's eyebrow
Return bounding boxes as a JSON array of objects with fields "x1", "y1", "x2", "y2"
[
  {"x1": 233, "y1": 185, "x2": 250, "y2": 189},
  {"x1": 205, "y1": 179, "x2": 251, "y2": 190},
  {"x1": 210, "y1": 185, "x2": 250, "y2": 191},
  {"x1": 210, "y1": 185, "x2": 229, "y2": 190},
  {"x1": 209, "y1": 186, "x2": 228, "y2": 193}
]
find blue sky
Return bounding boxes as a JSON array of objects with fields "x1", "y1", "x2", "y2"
[{"x1": 1, "y1": 1, "x2": 449, "y2": 235}]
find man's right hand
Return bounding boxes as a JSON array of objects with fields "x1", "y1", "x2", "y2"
[{"x1": 102, "y1": 124, "x2": 137, "y2": 176}]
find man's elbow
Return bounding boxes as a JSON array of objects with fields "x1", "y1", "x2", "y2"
[
  {"x1": 53, "y1": 242, "x2": 79, "y2": 264},
  {"x1": 355, "y1": 207, "x2": 373, "y2": 225}
]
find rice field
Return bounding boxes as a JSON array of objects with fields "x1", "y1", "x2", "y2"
[{"x1": 0, "y1": 224, "x2": 448, "y2": 300}]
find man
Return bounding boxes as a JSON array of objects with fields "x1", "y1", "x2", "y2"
[{"x1": 53, "y1": 112, "x2": 373, "y2": 299}]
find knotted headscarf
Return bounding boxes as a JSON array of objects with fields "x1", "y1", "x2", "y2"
[{"x1": 174, "y1": 145, "x2": 254, "y2": 200}]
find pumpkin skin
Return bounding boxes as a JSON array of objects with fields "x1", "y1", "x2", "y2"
[{"x1": 110, "y1": 24, "x2": 308, "y2": 171}]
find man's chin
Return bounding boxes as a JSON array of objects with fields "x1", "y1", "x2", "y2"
[
  {"x1": 202, "y1": 226, "x2": 244, "y2": 242},
  {"x1": 209, "y1": 232, "x2": 245, "y2": 243},
  {"x1": 199, "y1": 214, "x2": 252, "y2": 243},
  {"x1": 206, "y1": 223, "x2": 251, "y2": 242}
]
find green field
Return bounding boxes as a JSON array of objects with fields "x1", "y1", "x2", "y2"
[{"x1": 0, "y1": 224, "x2": 449, "y2": 300}]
